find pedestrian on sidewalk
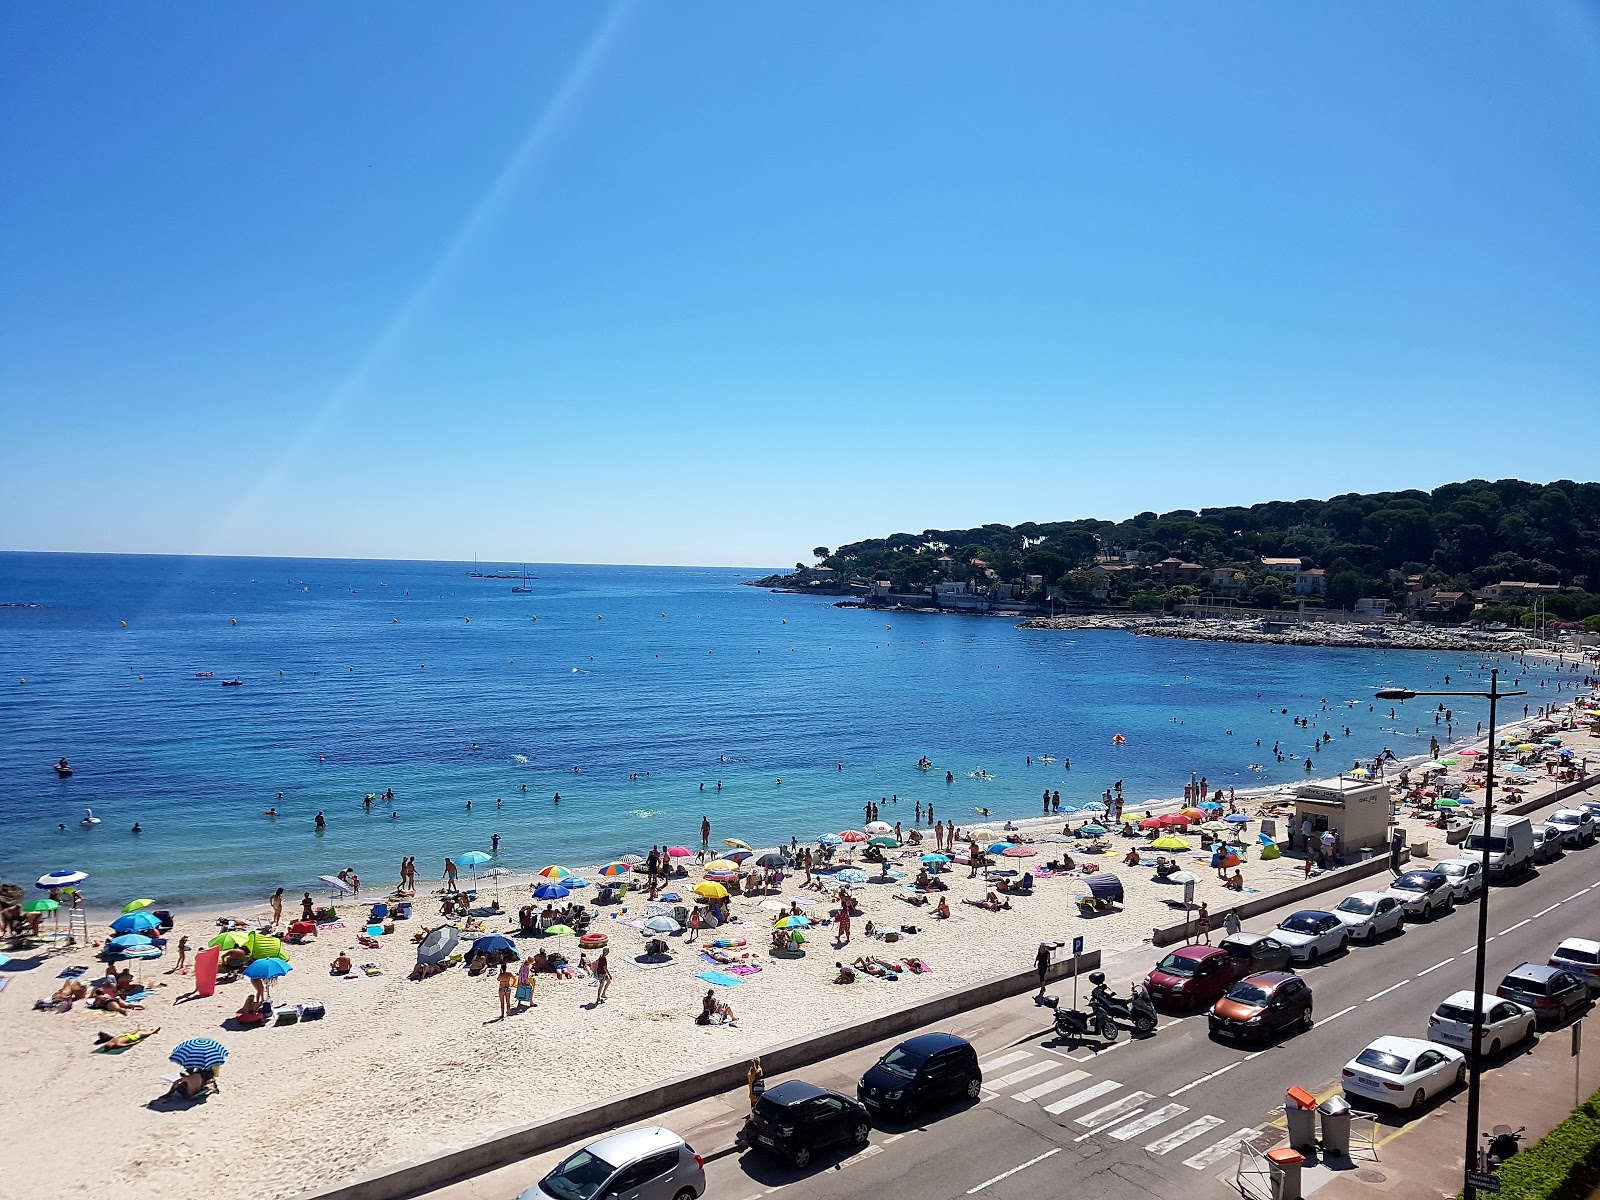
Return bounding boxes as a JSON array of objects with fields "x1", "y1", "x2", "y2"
[
  {"x1": 1196, "y1": 902, "x2": 1211, "y2": 945},
  {"x1": 747, "y1": 1057, "x2": 764, "y2": 1109},
  {"x1": 1035, "y1": 942, "x2": 1052, "y2": 994}
]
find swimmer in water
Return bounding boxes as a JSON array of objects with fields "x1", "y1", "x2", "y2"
[
  {"x1": 131, "y1": 822, "x2": 141, "y2": 834},
  {"x1": 264, "y1": 808, "x2": 278, "y2": 817}
]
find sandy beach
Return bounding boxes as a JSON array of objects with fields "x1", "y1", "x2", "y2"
[{"x1": 3, "y1": 686, "x2": 1595, "y2": 1200}]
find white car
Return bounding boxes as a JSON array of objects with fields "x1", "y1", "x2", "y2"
[
  {"x1": 1549, "y1": 939, "x2": 1600, "y2": 994},
  {"x1": 1272, "y1": 911, "x2": 1350, "y2": 964},
  {"x1": 1432, "y1": 858, "x2": 1485, "y2": 904},
  {"x1": 1546, "y1": 810, "x2": 1596, "y2": 848},
  {"x1": 1386, "y1": 870, "x2": 1456, "y2": 920},
  {"x1": 1532, "y1": 824, "x2": 1564, "y2": 863},
  {"x1": 1331, "y1": 892, "x2": 1406, "y2": 942},
  {"x1": 1342, "y1": 1036, "x2": 1466, "y2": 1109},
  {"x1": 1427, "y1": 991, "x2": 1536, "y2": 1056}
]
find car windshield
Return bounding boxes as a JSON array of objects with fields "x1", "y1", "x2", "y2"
[
  {"x1": 1505, "y1": 976, "x2": 1548, "y2": 994},
  {"x1": 1226, "y1": 983, "x2": 1270, "y2": 1005},
  {"x1": 1336, "y1": 897, "x2": 1375, "y2": 916},
  {"x1": 540, "y1": 1150, "x2": 617, "y2": 1200},
  {"x1": 1392, "y1": 876, "x2": 1431, "y2": 893},
  {"x1": 1559, "y1": 947, "x2": 1599, "y2": 964},
  {"x1": 1279, "y1": 916, "x2": 1323, "y2": 934},
  {"x1": 877, "y1": 1046, "x2": 928, "y2": 1079},
  {"x1": 1435, "y1": 1003, "x2": 1482, "y2": 1024},
  {"x1": 1156, "y1": 954, "x2": 1199, "y2": 977},
  {"x1": 1465, "y1": 835, "x2": 1507, "y2": 853},
  {"x1": 1437, "y1": 865, "x2": 1463, "y2": 878},
  {"x1": 1354, "y1": 1049, "x2": 1409, "y2": 1075}
]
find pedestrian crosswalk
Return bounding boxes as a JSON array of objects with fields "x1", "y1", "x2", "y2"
[{"x1": 976, "y1": 1048, "x2": 1276, "y2": 1168}]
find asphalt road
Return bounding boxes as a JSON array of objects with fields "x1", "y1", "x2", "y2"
[{"x1": 699, "y1": 844, "x2": 1600, "y2": 1200}]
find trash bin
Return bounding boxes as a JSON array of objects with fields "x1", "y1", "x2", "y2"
[
  {"x1": 1318, "y1": 1094, "x2": 1352, "y2": 1156},
  {"x1": 1284, "y1": 1086, "x2": 1317, "y2": 1153},
  {"x1": 1266, "y1": 1147, "x2": 1304, "y2": 1200}
]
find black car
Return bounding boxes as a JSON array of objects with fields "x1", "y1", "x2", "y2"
[
  {"x1": 741, "y1": 1081, "x2": 871, "y2": 1168},
  {"x1": 1496, "y1": 963, "x2": 1590, "y2": 1028},
  {"x1": 857, "y1": 1032, "x2": 981, "y2": 1118}
]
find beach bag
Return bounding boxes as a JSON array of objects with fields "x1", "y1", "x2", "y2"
[
  {"x1": 273, "y1": 1008, "x2": 299, "y2": 1026},
  {"x1": 297, "y1": 999, "x2": 326, "y2": 1021}
]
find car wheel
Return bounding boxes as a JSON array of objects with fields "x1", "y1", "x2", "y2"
[
  {"x1": 1412, "y1": 1088, "x2": 1427, "y2": 1109},
  {"x1": 1488, "y1": 1039, "x2": 1500, "y2": 1057},
  {"x1": 673, "y1": 1190, "x2": 697, "y2": 1200},
  {"x1": 1305, "y1": 949, "x2": 1318, "y2": 965},
  {"x1": 1300, "y1": 1008, "x2": 1314, "y2": 1032},
  {"x1": 792, "y1": 1146, "x2": 812, "y2": 1169},
  {"x1": 852, "y1": 1122, "x2": 870, "y2": 1146},
  {"x1": 966, "y1": 1077, "x2": 982, "y2": 1099},
  {"x1": 1455, "y1": 1063, "x2": 1467, "y2": 1087}
]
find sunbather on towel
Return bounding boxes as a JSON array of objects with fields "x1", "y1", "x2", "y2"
[
  {"x1": 962, "y1": 891, "x2": 1010, "y2": 912},
  {"x1": 93, "y1": 1026, "x2": 159, "y2": 1051},
  {"x1": 40, "y1": 980, "x2": 88, "y2": 1011},
  {"x1": 851, "y1": 957, "x2": 894, "y2": 978},
  {"x1": 330, "y1": 952, "x2": 353, "y2": 975},
  {"x1": 88, "y1": 985, "x2": 143, "y2": 1015},
  {"x1": 896, "y1": 893, "x2": 929, "y2": 906}
]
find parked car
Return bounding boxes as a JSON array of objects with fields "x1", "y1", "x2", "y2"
[
  {"x1": 1145, "y1": 945, "x2": 1241, "y2": 1010},
  {"x1": 857, "y1": 1032, "x2": 980, "y2": 1118},
  {"x1": 1532, "y1": 823, "x2": 1564, "y2": 864},
  {"x1": 1548, "y1": 940, "x2": 1600, "y2": 994},
  {"x1": 1272, "y1": 911, "x2": 1349, "y2": 964},
  {"x1": 1342, "y1": 1036, "x2": 1466, "y2": 1110},
  {"x1": 1208, "y1": 971, "x2": 1314, "y2": 1041},
  {"x1": 1427, "y1": 990, "x2": 1536, "y2": 1056},
  {"x1": 1217, "y1": 931, "x2": 1294, "y2": 975},
  {"x1": 1465, "y1": 815, "x2": 1535, "y2": 878},
  {"x1": 1545, "y1": 810, "x2": 1596, "y2": 849},
  {"x1": 1331, "y1": 892, "x2": 1406, "y2": 941},
  {"x1": 1496, "y1": 963, "x2": 1590, "y2": 1027},
  {"x1": 1386, "y1": 870, "x2": 1455, "y2": 920},
  {"x1": 741, "y1": 1081, "x2": 871, "y2": 1168},
  {"x1": 521, "y1": 1127, "x2": 704, "y2": 1200},
  {"x1": 1432, "y1": 858, "x2": 1485, "y2": 904}
]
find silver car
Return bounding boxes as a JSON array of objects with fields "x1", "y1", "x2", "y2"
[
  {"x1": 1331, "y1": 892, "x2": 1405, "y2": 941},
  {"x1": 1273, "y1": 910, "x2": 1349, "y2": 964},
  {"x1": 1532, "y1": 824, "x2": 1563, "y2": 864},
  {"x1": 1432, "y1": 858, "x2": 1484, "y2": 904},
  {"x1": 1546, "y1": 810, "x2": 1596, "y2": 848},
  {"x1": 522, "y1": 1127, "x2": 705, "y2": 1200}
]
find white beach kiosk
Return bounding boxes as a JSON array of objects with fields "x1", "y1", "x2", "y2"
[{"x1": 1292, "y1": 777, "x2": 1392, "y2": 858}]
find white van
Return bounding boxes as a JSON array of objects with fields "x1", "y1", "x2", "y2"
[{"x1": 1464, "y1": 815, "x2": 1534, "y2": 878}]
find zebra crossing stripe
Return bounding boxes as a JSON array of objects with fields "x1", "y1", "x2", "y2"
[
  {"x1": 1107, "y1": 1103, "x2": 1189, "y2": 1140},
  {"x1": 1014, "y1": 1069, "x2": 1089, "y2": 1103},
  {"x1": 989, "y1": 1061, "x2": 1062, "y2": 1090},
  {"x1": 1075, "y1": 1091, "x2": 1152, "y2": 1129},
  {"x1": 1144, "y1": 1115, "x2": 1224, "y2": 1155},
  {"x1": 1043, "y1": 1080, "x2": 1121, "y2": 1115},
  {"x1": 1181, "y1": 1128, "x2": 1260, "y2": 1170},
  {"x1": 978, "y1": 1050, "x2": 1031, "y2": 1073}
]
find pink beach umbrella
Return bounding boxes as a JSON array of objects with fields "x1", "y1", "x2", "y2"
[{"x1": 666, "y1": 846, "x2": 692, "y2": 858}]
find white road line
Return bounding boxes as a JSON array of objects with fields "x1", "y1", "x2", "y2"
[
  {"x1": 1243, "y1": 1049, "x2": 1269, "y2": 1061},
  {"x1": 1014, "y1": 1069, "x2": 1089, "y2": 1103},
  {"x1": 1533, "y1": 903, "x2": 1564, "y2": 920},
  {"x1": 1043, "y1": 1079, "x2": 1121, "y2": 1115},
  {"x1": 1108, "y1": 1102, "x2": 1189, "y2": 1140},
  {"x1": 964, "y1": 1148, "x2": 1060, "y2": 1194},
  {"x1": 1065, "y1": 1039, "x2": 1128, "y2": 1063},
  {"x1": 1315, "y1": 1004, "x2": 1358, "y2": 1029},
  {"x1": 1182, "y1": 1128, "x2": 1261, "y2": 1171},
  {"x1": 978, "y1": 1050, "x2": 1032, "y2": 1073},
  {"x1": 1416, "y1": 957, "x2": 1455, "y2": 977},
  {"x1": 1366, "y1": 980, "x2": 1409, "y2": 1002},
  {"x1": 1564, "y1": 891, "x2": 1589, "y2": 904},
  {"x1": 882, "y1": 1134, "x2": 904, "y2": 1144},
  {"x1": 1160, "y1": 1019, "x2": 1185, "y2": 1030},
  {"x1": 1075, "y1": 1091, "x2": 1153, "y2": 1130},
  {"x1": 839, "y1": 1146, "x2": 883, "y2": 1168},
  {"x1": 989, "y1": 1061, "x2": 1061, "y2": 1090},
  {"x1": 1169, "y1": 1060, "x2": 1241, "y2": 1097},
  {"x1": 1147, "y1": 1114, "x2": 1224, "y2": 1155},
  {"x1": 1500, "y1": 919, "x2": 1532, "y2": 936}
]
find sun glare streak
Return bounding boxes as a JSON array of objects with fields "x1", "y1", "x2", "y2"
[{"x1": 206, "y1": 2, "x2": 634, "y2": 554}]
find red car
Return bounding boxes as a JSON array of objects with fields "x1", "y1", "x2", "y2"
[{"x1": 1145, "y1": 945, "x2": 1241, "y2": 1010}]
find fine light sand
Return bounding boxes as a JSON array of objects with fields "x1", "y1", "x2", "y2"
[{"x1": 2, "y1": 699, "x2": 1592, "y2": 1200}]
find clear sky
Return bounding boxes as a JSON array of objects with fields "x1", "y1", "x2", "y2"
[{"x1": 3, "y1": 3, "x2": 1597, "y2": 567}]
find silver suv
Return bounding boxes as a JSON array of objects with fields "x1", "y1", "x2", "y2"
[{"x1": 523, "y1": 1127, "x2": 705, "y2": 1200}]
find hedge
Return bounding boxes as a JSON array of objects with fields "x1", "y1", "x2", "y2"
[{"x1": 1486, "y1": 1086, "x2": 1600, "y2": 1200}]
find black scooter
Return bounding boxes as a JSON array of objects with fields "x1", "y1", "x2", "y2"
[
  {"x1": 1088, "y1": 978, "x2": 1158, "y2": 1039},
  {"x1": 1482, "y1": 1125, "x2": 1524, "y2": 1169},
  {"x1": 1037, "y1": 993, "x2": 1112, "y2": 1042}
]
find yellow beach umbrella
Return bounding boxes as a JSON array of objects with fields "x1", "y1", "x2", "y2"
[
  {"x1": 703, "y1": 860, "x2": 739, "y2": 872},
  {"x1": 968, "y1": 828, "x2": 998, "y2": 842},
  {"x1": 692, "y1": 882, "x2": 728, "y2": 900},
  {"x1": 1150, "y1": 835, "x2": 1192, "y2": 851},
  {"x1": 722, "y1": 838, "x2": 752, "y2": 851},
  {"x1": 121, "y1": 898, "x2": 155, "y2": 914}
]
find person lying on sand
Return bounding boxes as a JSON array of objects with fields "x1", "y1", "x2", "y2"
[
  {"x1": 896, "y1": 893, "x2": 929, "y2": 906},
  {"x1": 330, "y1": 952, "x2": 353, "y2": 975},
  {"x1": 94, "y1": 1026, "x2": 159, "y2": 1051},
  {"x1": 88, "y1": 986, "x2": 143, "y2": 1015},
  {"x1": 39, "y1": 980, "x2": 89, "y2": 1011},
  {"x1": 962, "y1": 892, "x2": 1011, "y2": 912},
  {"x1": 852, "y1": 957, "x2": 894, "y2": 978},
  {"x1": 409, "y1": 961, "x2": 445, "y2": 981}
]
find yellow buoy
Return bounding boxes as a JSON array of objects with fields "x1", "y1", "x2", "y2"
[{"x1": 886, "y1": 625, "x2": 892, "y2": 630}]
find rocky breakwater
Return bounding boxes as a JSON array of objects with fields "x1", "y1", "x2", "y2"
[{"x1": 1019, "y1": 613, "x2": 1534, "y2": 653}]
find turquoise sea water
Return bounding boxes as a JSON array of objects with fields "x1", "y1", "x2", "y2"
[{"x1": 0, "y1": 554, "x2": 1540, "y2": 907}]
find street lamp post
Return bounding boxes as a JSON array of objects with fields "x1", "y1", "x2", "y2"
[{"x1": 1375, "y1": 668, "x2": 1526, "y2": 1200}]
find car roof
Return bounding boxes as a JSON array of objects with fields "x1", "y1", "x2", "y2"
[
  {"x1": 583, "y1": 1126, "x2": 685, "y2": 1165},
  {"x1": 1360, "y1": 1035, "x2": 1434, "y2": 1058},
  {"x1": 894, "y1": 1032, "x2": 970, "y2": 1055},
  {"x1": 1165, "y1": 945, "x2": 1225, "y2": 963},
  {"x1": 1556, "y1": 938, "x2": 1600, "y2": 954},
  {"x1": 1504, "y1": 962, "x2": 1564, "y2": 982},
  {"x1": 760, "y1": 1080, "x2": 836, "y2": 1106},
  {"x1": 1236, "y1": 971, "x2": 1297, "y2": 988},
  {"x1": 1340, "y1": 891, "x2": 1388, "y2": 903},
  {"x1": 1283, "y1": 910, "x2": 1334, "y2": 922},
  {"x1": 1221, "y1": 931, "x2": 1270, "y2": 945},
  {"x1": 1439, "y1": 990, "x2": 1514, "y2": 1009},
  {"x1": 1393, "y1": 871, "x2": 1438, "y2": 885},
  {"x1": 1435, "y1": 858, "x2": 1477, "y2": 870},
  {"x1": 1551, "y1": 810, "x2": 1586, "y2": 821}
]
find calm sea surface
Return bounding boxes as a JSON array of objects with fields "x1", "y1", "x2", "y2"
[{"x1": 0, "y1": 554, "x2": 1535, "y2": 906}]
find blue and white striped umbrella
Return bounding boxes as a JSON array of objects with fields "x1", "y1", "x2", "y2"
[
  {"x1": 110, "y1": 911, "x2": 162, "y2": 935},
  {"x1": 169, "y1": 1038, "x2": 228, "y2": 1070},
  {"x1": 36, "y1": 869, "x2": 88, "y2": 891}
]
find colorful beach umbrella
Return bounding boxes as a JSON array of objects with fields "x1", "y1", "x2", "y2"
[
  {"x1": 470, "y1": 933, "x2": 517, "y2": 955},
  {"x1": 542, "y1": 924, "x2": 575, "y2": 937},
  {"x1": 834, "y1": 868, "x2": 868, "y2": 885},
  {"x1": 458, "y1": 851, "x2": 491, "y2": 867},
  {"x1": 597, "y1": 862, "x2": 631, "y2": 877},
  {"x1": 22, "y1": 898, "x2": 59, "y2": 914},
  {"x1": 1138, "y1": 817, "x2": 1164, "y2": 830},
  {"x1": 704, "y1": 859, "x2": 739, "y2": 872},
  {"x1": 774, "y1": 915, "x2": 812, "y2": 928},
  {"x1": 110, "y1": 911, "x2": 161, "y2": 935},
  {"x1": 36, "y1": 869, "x2": 88, "y2": 891},
  {"x1": 986, "y1": 842, "x2": 1015, "y2": 854},
  {"x1": 1001, "y1": 846, "x2": 1036, "y2": 858},
  {"x1": 617, "y1": 854, "x2": 645, "y2": 866},
  {"x1": 1180, "y1": 807, "x2": 1207, "y2": 821},
  {"x1": 1078, "y1": 824, "x2": 1107, "y2": 836},
  {"x1": 723, "y1": 838, "x2": 752, "y2": 851},
  {"x1": 537, "y1": 865, "x2": 572, "y2": 879},
  {"x1": 1158, "y1": 813, "x2": 1190, "y2": 828},
  {"x1": 920, "y1": 853, "x2": 950, "y2": 864},
  {"x1": 1199, "y1": 821, "x2": 1230, "y2": 833},
  {"x1": 121, "y1": 898, "x2": 155, "y2": 914},
  {"x1": 665, "y1": 846, "x2": 692, "y2": 858},
  {"x1": 208, "y1": 931, "x2": 251, "y2": 951},
  {"x1": 108, "y1": 933, "x2": 154, "y2": 951},
  {"x1": 241, "y1": 956, "x2": 291, "y2": 980},
  {"x1": 416, "y1": 926, "x2": 458, "y2": 965},
  {"x1": 725, "y1": 849, "x2": 754, "y2": 862},
  {"x1": 864, "y1": 821, "x2": 893, "y2": 834},
  {"x1": 754, "y1": 853, "x2": 786, "y2": 868},
  {"x1": 246, "y1": 933, "x2": 285, "y2": 961},
  {"x1": 868, "y1": 837, "x2": 898, "y2": 848},
  {"x1": 170, "y1": 1039, "x2": 228, "y2": 1071},
  {"x1": 839, "y1": 831, "x2": 868, "y2": 843},
  {"x1": 1224, "y1": 813, "x2": 1253, "y2": 824},
  {"x1": 816, "y1": 834, "x2": 843, "y2": 846}
]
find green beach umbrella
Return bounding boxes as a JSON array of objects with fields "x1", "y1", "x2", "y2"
[
  {"x1": 23, "y1": 898, "x2": 58, "y2": 916},
  {"x1": 1435, "y1": 798, "x2": 1461, "y2": 808},
  {"x1": 208, "y1": 932, "x2": 252, "y2": 951},
  {"x1": 867, "y1": 836, "x2": 898, "y2": 848},
  {"x1": 542, "y1": 924, "x2": 575, "y2": 937},
  {"x1": 122, "y1": 898, "x2": 155, "y2": 914}
]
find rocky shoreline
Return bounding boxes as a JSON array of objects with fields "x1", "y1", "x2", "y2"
[{"x1": 1019, "y1": 613, "x2": 1537, "y2": 653}]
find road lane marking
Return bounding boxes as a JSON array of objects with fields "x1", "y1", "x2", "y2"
[
  {"x1": 838, "y1": 1146, "x2": 882, "y2": 1168},
  {"x1": 964, "y1": 1148, "x2": 1059, "y2": 1193},
  {"x1": 1043, "y1": 1079, "x2": 1121, "y2": 1115},
  {"x1": 1160, "y1": 1019, "x2": 1185, "y2": 1030},
  {"x1": 1366, "y1": 980, "x2": 1409, "y2": 1002},
  {"x1": 882, "y1": 1134, "x2": 904, "y2": 1144},
  {"x1": 1108, "y1": 1103, "x2": 1189, "y2": 1140},
  {"x1": 978, "y1": 1050, "x2": 1031, "y2": 1073},
  {"x1": 1532, "y1": 903, "x2": 1563, "y2": 919},
  {"x1": 1169, "y1": 1060, "x2": 1241, "y2": 1097},
  {"x1": 1416, "y1": 957, "x2": 1454, "y2": 977},
  {"x1": 1182, "y1": 1128, "x2": 1261, "y2": 1170},
  {"x1": 1500, "y1": 919, "x2": 1532, "y2": 936},
  {"x1": 1564, "y1": 891, "x2": 1589, "y2": 904},
  {"x1": 1315, "y1": 1004, "x2": 1358, "y2": 1029},
  {"x1": 1146, "y1": 1115, "x2": 1224, "y2": 1155},
  {"x1": 1014, "y1": 1069, "x2": 1089, "y2": 1103},
  {"x1": 1074, "y1": 1092, "x2": 1153, "y2": 1141},
  {"x1": 988, "y1": 1061, "x2": 1061, "y2": 1090}
]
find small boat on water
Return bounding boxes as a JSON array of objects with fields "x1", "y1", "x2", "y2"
[
  {"x1": 221, "y1": 678, "x2": 244, "y2": 687},
  {"x1": 195, "y1": 671, "x2": 214, "y2": 678},
  {"x1": 511, "y1": 564, "x2": 535, "y2": 593}
]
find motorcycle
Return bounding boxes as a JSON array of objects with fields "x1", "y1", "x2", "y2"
[
  {"x1": 1088, "y1": 974, "x2": 1158, "y2": 1039},
  {"x1": 1037, "y1": 993, "x2": 1111, "y2": 1042},
  {"x1": 1481, "y1": 1125, "x2": 1524, "y2": 1169}
]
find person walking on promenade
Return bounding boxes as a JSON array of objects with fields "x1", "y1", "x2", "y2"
[
  {"x1": 1035, "y1": 942, "x2": 1052, "y2": 994},
  {"x1": 748, "y1": 1057, "x2": 765, "y2": 1108}
]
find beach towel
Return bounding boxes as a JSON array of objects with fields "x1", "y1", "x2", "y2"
[
  {"x1": 57, "y1": 964, "x2": 87, "y2": 979},
  {"x1": 695, "y1": 971, "x2": 744, "y2": 988},
  {"x1": 633, "y1": 956, "x2": 676, "y2": 971},
  {"x1": 0, "y1": 978, "x2": 7, "y2": 994},
  {"x1": 124, "y1": 989, "x2": 150, "y2": 1003},
  {"x1": 727, "y1": 964, "x2": 762, "y2": 976}
]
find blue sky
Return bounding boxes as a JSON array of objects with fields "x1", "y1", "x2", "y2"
[{"x1": 2, "y1": 3, "x2": 1597, "y2": 567}]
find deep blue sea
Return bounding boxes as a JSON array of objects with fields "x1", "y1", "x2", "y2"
[{"x1": 0, "y1": 554, "x2": 1541, "y2": 907}]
